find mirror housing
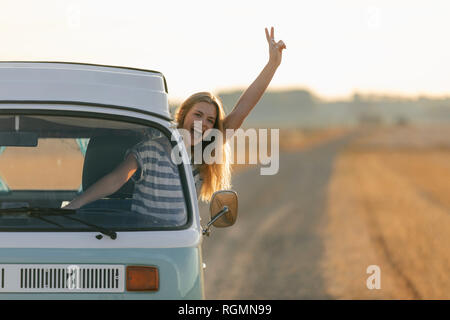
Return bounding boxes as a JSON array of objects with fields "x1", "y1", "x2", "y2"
[{"x1": 202, "y1": 190, "x2": 238, "y2": 236}]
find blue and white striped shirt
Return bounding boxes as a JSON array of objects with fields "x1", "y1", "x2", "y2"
[{"x1": 126, "y1": 138, "x2": 202, "y2": 224}]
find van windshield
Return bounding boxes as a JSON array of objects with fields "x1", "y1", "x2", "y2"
[{"x1": 0, "y1": 115, "x2": 188, "y2": 232}]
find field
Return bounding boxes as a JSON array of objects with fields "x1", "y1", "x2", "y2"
[
  {"x1": 0, "y1": 139, "x2": 83, "y2": 190},
  {"x1": 203, "y1": 124, "x2": 450, "y2": 299},
  {"x1": 322, "y1": 125, "x2": 450, "y2": 299},
  {"x1": 231, "y1": 127, "x2": 352, "y2": 173}
]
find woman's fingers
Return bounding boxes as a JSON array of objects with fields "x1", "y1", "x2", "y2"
[
  {"x1": 265, "y1": 27, "x2": 286, "y2": 52},
  {"x1": 265, "y1": 27, "x2": 271, "y2": 43},
  {"x1": 265, "y1": 27, "x2": 283, "y2": 46},
  {"x1": 276, "y1": 40, "x2": 286, "y2": 50},
  {"x1": 266, "y1": 27, "x2": 276, "y2": 46},
  {"x1": 266, "y1": 27, "x2": 276, "y2": 43}
]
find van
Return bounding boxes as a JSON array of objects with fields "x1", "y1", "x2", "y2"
[{"x1": 0, "y1": 62, "x2": 237, "y2": 299}]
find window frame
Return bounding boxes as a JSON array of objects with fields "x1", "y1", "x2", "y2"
[{"x1": 0, "y1": 108, "x2": 194, "y2": 233}]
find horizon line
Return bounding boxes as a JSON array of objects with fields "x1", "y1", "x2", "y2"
[{"x1": 168, "y1": 87, "x2": 450, "y2": 105}]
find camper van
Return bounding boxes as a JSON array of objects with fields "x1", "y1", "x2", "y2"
[{"x1": 0, "y1": 62, "x2": 237, "y2": 299}]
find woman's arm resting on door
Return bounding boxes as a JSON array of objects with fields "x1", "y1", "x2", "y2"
[{"x1": 63, "y1": 153, "x2": 138, "y2": 209}]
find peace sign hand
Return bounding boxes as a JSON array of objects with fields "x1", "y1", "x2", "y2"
[{"x1": 265, "y1": 26, "x2": 286, "y2": 67}]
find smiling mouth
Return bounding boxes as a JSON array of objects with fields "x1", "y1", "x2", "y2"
[{"x1": 191, "y1": 127, "x2": 203, "y2": 135}]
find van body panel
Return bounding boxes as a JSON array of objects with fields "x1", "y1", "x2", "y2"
[
  {"x1": 0, "y1": 62, "x2": 171, "y2": 119},
  {"x1": 0, "y1": 230, "x2": 203, "y2": 249},
  {"x1": 0, "y1": 247, "x2": 204, "y2": 299}
]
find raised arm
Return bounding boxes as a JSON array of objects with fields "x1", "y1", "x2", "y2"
[{"x1": 223, "y1": 27, "x2": 286, "y2": 131}]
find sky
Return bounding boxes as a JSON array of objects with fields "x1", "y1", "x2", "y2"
[{"x1": 1, "y1": 0, "x2": 450, "y2": 103}]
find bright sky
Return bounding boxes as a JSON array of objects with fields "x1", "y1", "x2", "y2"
[{"x1": 1, "y1": 0, "x2": 450, "y2": 102}]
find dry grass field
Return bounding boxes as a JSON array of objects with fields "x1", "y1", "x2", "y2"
[
  {"x1": 0, "y1": 139, "x2": 83, "y2": 190},
  {"x1": 278, "y1": 127, "x2": 353, "y2": 152},
  {"x1": 322, "y1": 125, "x2": 450, "y2": 299},
  {"x1": 231, "y1": 127, "x2": 353, "y2": 173}
]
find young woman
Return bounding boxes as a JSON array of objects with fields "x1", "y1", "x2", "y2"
[{"x1": 65, "y1": 27, "x2": 286, "y2": 210}]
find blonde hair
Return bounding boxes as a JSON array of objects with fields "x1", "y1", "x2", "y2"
[{"x1": 174, "y1": 92, "x2": 232, "y2": 202}]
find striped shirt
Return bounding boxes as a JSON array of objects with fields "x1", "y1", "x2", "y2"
[
  {"x1": 126, "y1": 137, "x2": 202, "y2": 224},
  {"x1": 192, "y1": 163, "x2": 203, "y2": 196}
]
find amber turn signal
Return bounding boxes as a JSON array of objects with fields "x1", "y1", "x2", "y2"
[{"x1": 126, "y1": 266, "x2": 159, "y2": 291}]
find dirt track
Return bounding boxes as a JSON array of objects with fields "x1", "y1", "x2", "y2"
[{"x1": 199, "y1": 131, "x2": 358, "y2": 299}]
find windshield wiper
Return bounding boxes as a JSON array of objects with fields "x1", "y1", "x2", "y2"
[
  {"x1": 0, "y1": 207, "x2": 117, "y2": 240},
  {"x1": 60, "y1": 215, "x2": 117, "y2": 240},
  {"x1": 0, "y1": 207, "x2": 76, "y2": 215}
]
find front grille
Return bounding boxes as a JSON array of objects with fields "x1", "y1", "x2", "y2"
[{"x1": 0, "y1": 264, "x2": 124, "y2": 293}]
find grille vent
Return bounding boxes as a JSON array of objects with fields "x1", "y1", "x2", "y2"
[
  {"x1": 0, "y1": 264, "x2": 124, "y2": 293},
  {"x1": 20, "y1": 267, "x2": 121, "y2": 290}
]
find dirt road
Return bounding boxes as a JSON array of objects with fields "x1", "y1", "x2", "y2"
[{"x1": 199, "y1": 131, "x2": 358, "y2": 299}]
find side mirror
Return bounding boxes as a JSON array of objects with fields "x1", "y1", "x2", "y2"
[{"x1": 202, "y1": 190, "x2": 238, "y2": 236}]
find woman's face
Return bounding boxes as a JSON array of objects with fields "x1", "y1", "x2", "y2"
[{"x1": 182, "y1": 102, "x2": 217, "y2": 145}]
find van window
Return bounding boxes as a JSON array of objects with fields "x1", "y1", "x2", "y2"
[{"x1": 0, "y1": 115, "x2": 188, "y2": 232}]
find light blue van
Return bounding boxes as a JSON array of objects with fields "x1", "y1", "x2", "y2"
[{"x1": 0, "y1": 62, "x2": 237, "y2": 299}]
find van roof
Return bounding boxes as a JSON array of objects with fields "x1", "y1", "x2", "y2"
[{"x1": 0, "y1": 62, "x2": 171, "y2": 119}]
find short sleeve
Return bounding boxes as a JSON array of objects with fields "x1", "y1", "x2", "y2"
[
  {"x1": 125, "y1": 138, "x2": 176, "y2": 184},
  {"x1": 125, "y1": 141, "x2": 145, "y2": 183}
]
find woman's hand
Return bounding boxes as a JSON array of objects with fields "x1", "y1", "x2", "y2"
[
  {"x1": 265, "y1": 26, "x2": 286, "y2": 67},
  {"x1": 223, "y1": 27, "x2": 286, "y2": 131},
  {"x1": 62, "y1": 202, "x2": 76, "y2": 210}
]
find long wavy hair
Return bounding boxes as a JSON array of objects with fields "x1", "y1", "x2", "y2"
[{"x1": 174, "y1": 92, "x2": 232, "y2": 202}]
